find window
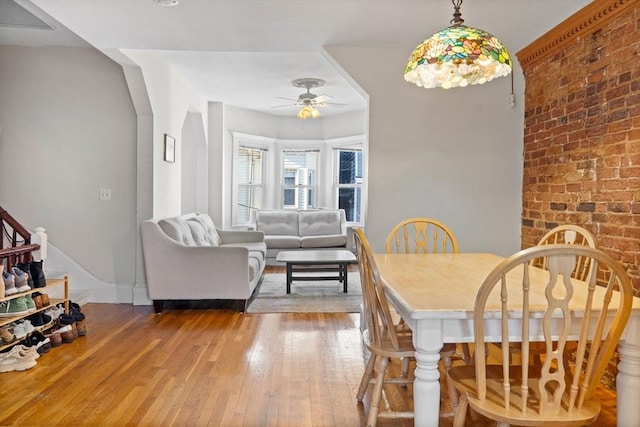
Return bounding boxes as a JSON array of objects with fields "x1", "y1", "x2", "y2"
[
  {"x1": 235, "y1": 145, "x2": 266, "y2": 225},
  {"x1": 281, "y1": 150, "x2": 318, "y2": 210},
  {"x1": 336, "y1": 149, "x2": 363, "y2": 223}
]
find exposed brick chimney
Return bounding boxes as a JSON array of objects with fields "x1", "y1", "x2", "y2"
[{"x1": 517, "y1": 0, "x2": 639, "y2": 295}]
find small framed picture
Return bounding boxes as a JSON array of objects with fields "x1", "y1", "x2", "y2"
[{"x1": 164, "y1": 134, "x2": 175, "y2": 163}]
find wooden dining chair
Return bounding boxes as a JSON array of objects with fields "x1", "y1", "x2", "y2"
[
  {"x1": 353, "y1": 227, "x2": 415, "y2": 426},
  {"x1": 385, "y1": 217, "x2": 459, "y2": 254},
  {"x1": 385, "y1": 218, "x2": 471, "y2": 368},
  {"x1": 447, "y1": 244, "x2": 633, "y2": 427},
  {"x1": 508, "y1": 225, "x2": 598, "y2": 365},
  {"x1": 535, "y1": 224, "x2": 597, "y2": 281}
]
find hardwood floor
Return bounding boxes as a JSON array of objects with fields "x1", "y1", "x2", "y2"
[{"x1": 0, "y1": 303, "x2": 617, "y2": 426}]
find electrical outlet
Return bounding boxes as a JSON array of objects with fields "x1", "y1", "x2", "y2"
[{"x1": 99, "y1": 188, "x2": 112, "y2": 201}]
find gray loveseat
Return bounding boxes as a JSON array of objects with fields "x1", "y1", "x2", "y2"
[
  {"x1": 248, "y1": 209, "x2": 350, "y2": 265},
  {"x1": 141, "y1": 212, "x2": 266, "y2": 313}
]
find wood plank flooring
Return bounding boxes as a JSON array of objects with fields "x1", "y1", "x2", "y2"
[{"x1": 0, "y1": 302, "x2": 617, "y2": 426}]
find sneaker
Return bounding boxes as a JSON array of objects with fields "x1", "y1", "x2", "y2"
[
  {"x1": 5, "y1": 343, "x2": 40, "y2": 360},
  {"x1": 0, "y1": 350, "x2": 37, "y2": 372},
  {"x1": 12, "y1": 319, "x2": 34, "y2": 339},
  {"x1": 22, "y1": 331, "x2": 51, "y2": 354},
  {"x1": 44, "y1": 305, "x2": 64, "y2": 321},
  {"x1": 11, "y1": 267, "x2": 31, "y2": 292},
  {"x1": 2, "y1": 271, "x2": 18, "y2": 296},
  {"x1": 0, "y1": 325, "x2": 16, "y2": 345},
  {"x1": 16, "y1": 262, "x2": 35, "y2": 289},
  {"x1": 12, "y1": 322, "x2": 27, "y2": 340},
  {"x1": 24, "y1": 294, "x2": 37, "y2": 312},
  {"x1": 27, "y1": 312, "x2": 54, "y2": 331},
  {"x1": 0, "y1": 297, "x2": 30, "y2": 317}
]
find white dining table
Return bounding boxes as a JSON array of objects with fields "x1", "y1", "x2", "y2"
[{"x1": 374, "y1": 252, "x2": 640, "y2": 427}]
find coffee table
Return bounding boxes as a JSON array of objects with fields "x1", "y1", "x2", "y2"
[{"x1": 276, "y1": 249, "x2": 357, "y2": 294}]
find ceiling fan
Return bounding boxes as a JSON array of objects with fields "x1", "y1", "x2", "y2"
[{"x1": 272, "y1": 78, "x2": 346, "y2": 119}]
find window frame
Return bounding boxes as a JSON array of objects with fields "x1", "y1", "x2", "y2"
[{"x1": 231, "y1": 133, "x2": 275, "y2": 227}]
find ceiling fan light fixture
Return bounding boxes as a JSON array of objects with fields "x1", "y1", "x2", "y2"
[
  {"x1": 297, "y1": 105, "x2": 320, "y2": 120},
  {"x1": 404, "y1": 0, "x2": 512, "y2": 89}
]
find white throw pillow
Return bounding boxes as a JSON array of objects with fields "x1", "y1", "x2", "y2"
[{"x1": 188, "y1": 214, "x2": 220, "y2": 246}]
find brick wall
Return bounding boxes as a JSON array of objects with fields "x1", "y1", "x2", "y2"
[{"x1": 518, "y1": 1, "x2": 640, "y2": 296}]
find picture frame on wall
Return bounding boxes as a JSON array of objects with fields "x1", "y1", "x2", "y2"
[{"x1": 164, "y1": 134, "x2": 175, "y2": 163}]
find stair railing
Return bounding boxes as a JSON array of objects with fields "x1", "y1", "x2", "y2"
[{"x1": 0, "y1": 206, "x2": 40, "y2": 270}]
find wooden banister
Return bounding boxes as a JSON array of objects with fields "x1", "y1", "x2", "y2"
[{"x1": 0, "y1": 206, "x2": 40, "y2": 269}]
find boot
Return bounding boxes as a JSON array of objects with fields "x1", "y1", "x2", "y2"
[
  {"x1": 29, "y1": 260, "x2": 46, "y2": 288},
  {"x1": 16, "y1": 262, "x2": 34, "y2": 289}
]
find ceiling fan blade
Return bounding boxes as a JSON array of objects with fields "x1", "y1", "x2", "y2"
[
  {"x1": 315, "y1": 94, "x2": 334, "y2": 102},
  {"x1": 275, "y1": 96, "x2": 298, "y2": 102},
  {"x1": 271, "y1": 104, "x2": 297, "y2": 108},
  {"x1": 315, "y1": 101, "x2": 348, "y2": 107}
]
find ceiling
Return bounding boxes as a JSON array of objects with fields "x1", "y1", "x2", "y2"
[{"x1": 2, "y1": 0, "x2": 590, "y2": 118}]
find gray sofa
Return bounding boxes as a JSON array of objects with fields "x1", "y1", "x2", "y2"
[
  {"x1": 248, "y1": 209, "x2": 350, "y2": 265},
  {"x1": 141, "y1": 212, "x2": 266, "y2": 313}
]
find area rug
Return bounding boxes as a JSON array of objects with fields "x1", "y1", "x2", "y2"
[{"x1": 246, "y1": 272, "x2": 362, "y2": 314}]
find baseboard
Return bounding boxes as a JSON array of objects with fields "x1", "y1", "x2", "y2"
[{"x1": 133, "y1": 283, "x2": 152, "y2": 306}]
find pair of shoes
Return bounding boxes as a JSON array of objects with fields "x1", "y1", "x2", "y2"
[
  {"x1": 17, "y1": 261, "x2": 46, "y2": 288},
  {"x1": 0, "y1": 297, "x2": 31, "y2": 318},
  {"x1": 22, "y1": 331, "x2": 51, "y2": 354},
  {"x1": 31, "y1": 292, "x2": 51, "y2": 309},
  {"x1": 50, "y1": 325, "x2": 74, "y2": 344},
  {"x1": 5, "y1": 267, "x2": 31, "y2": 292},
  {"x1": 44, "y1": 305, "x2": 64, "y2": 321},
  {"x1": 27, "y1": 312, "x2": 54, "y2": 331},
  {"x1": 0, "y1": 345, "x2": 38, "y2": 372},
  {"x1": 12, "y1": 320, "x2": 35, "y2": 340}
]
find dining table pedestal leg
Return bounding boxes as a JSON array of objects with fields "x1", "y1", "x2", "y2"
[
  {"x1": 617, "y1": 331, "x2": 640, "y2": 427},
  {"x1": 412, "y1": 325, "x2": 445, "y2": 427}
]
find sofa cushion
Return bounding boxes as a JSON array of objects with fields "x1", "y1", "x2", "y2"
[
  {"x1": 301, "y1": 234, "x2": 348, "y2": 248},
  {"x1": 221, "y1": 242, "x2": 267, "y2": 259},
  {"x1": 256, "y1": 210, "x2": 299, "y2": 236},
  {"x1": 265, "y1": 235, "x2": 301, "y2": 249},
  {"x1": 248, "y1": 257, "x2": 261, "y2": 282},
  {"x1": 188, "y1": 214, "x2": 220, "y2": 246},
  {"x1": 298, "y1": 210, "x2": 342, "y2": 237},
  {"x1": 186, "y1": 220, "x2": 211, "y2": 246},
  {"x1": 158, "y1": 217, "x2": 196, "y2": 246}
]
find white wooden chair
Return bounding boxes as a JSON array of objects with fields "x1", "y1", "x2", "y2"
[
  {"x1": 385, "y1": 217, "x2": 459, "y2": 254},
  {"x1": 447, "y1": 244, "x2": 633, "y2": 427}
]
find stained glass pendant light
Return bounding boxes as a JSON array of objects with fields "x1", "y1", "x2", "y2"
[{"x1": 404, "y1": 0, "x2": 512, "y2": 89}]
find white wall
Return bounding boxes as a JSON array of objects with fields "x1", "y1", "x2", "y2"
[
  {"x1": 326, "y1": 46, "x2": 523, "y2": 256},
  {"x1": 120, "y1": 49, "x2": 210, "y2": 219},
  {"x1": 0, "y1": 45, "x2": 138, "y2": 286}
]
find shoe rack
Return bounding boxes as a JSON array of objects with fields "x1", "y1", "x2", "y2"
[{"x1": 0, "y1": 275, "x2": 69, "y2": 352}]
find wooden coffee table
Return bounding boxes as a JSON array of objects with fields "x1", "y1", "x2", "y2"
[{"x1": 276, "y1": 249, "x2": 357, "y2": 294}]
